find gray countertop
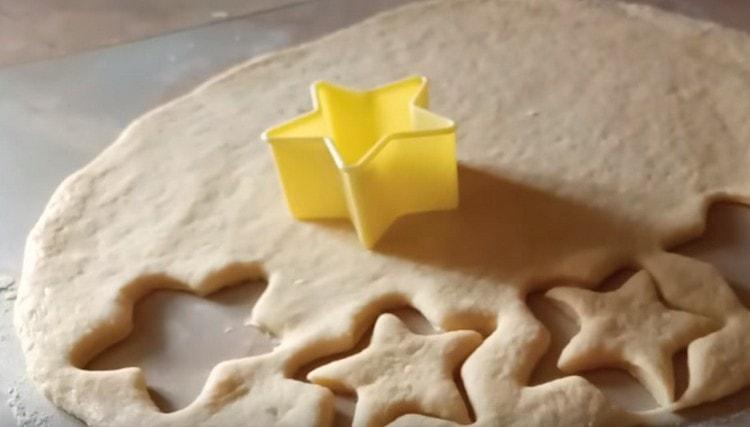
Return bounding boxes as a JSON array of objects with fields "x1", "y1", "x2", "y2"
[
  {"x1": 1, "y1": 1, "x2": 749, "y2": 426},
  {"x1": 0, "y1": 0, "x2": 307, "y2": 66}
]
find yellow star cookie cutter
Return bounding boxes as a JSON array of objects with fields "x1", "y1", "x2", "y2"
[{"x1": 262, "y1": 76, "x2": 458, "y2": 248}]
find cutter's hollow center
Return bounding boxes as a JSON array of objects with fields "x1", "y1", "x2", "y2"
[{"x1": 315, "y1": 78, "x2": 423, "y2": 166}]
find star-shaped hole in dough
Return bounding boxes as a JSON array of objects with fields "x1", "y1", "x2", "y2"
[
  {"x1": 307, "y1": 313, "x2": 481, "y2": 427},
  {"x1": 86, "y1": 282, "x2": 276, "y2": 412},
  {"x1": 545, "y1": 271, "x2": 717, "y2": 407}
]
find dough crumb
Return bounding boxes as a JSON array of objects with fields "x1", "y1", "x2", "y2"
[
  {"x1": 6, "y1": 384, "x2": 50, "y2": 427},
  {"x1": 0, "y1": 274, "x2": 14, "y2": 290},
  {"x1": 0, "y1": 274, "x2": 16, "y2": 300}
]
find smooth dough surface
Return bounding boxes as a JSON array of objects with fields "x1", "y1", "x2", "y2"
[{"x1": 14, "y1": 0, "x2": 750, "y2": 426}]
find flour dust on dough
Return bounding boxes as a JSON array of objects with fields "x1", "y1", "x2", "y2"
[{"x1": 14, "y1": 0, "x2": 750, "y2": 426}]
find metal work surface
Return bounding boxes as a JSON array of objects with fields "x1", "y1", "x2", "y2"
[{"x1": 1, "y1": 1, "x2": 749, "y2": 426}]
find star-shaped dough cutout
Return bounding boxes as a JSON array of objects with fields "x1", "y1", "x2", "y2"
[
  {"x1": 262, "y1": 76, "x2": 457, "y2": 247},
  {"x1": 546, "y1": 271, "x2": 716, "y2": 406},
  {"x1": 307, "y1": 313, "x2": 481, "y2": 427}
]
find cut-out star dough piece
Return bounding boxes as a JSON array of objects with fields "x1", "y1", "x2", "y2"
[
  {"x1": 307, "y1": 313, "x2": 481, "y2": 427},
  {"x1": 642, "y1": 253, "x2": 750, "y2": 407},
  {"x1": 546, "y1": 271, "x2": 716, "y2": 407}
]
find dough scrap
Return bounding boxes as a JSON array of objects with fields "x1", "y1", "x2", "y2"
[
  {"x1": 308, "y1": 313, "x2": 481, "y2": 427},
  {"x1": 13, "y1": 0, "x2": 750, "y2": 426}
]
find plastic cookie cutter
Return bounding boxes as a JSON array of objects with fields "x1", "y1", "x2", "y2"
[{"x1": 261, "y1": 75, "x2": 458, "y2": 248}]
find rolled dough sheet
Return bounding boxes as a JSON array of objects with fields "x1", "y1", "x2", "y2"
[{"x1": 14, "y1": 0, "x2": 750, "y2": 426}]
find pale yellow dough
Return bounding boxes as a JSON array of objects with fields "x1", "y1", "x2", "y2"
[{"x1": 13, "y1": 0, "x2": 750, "y2": 426}]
